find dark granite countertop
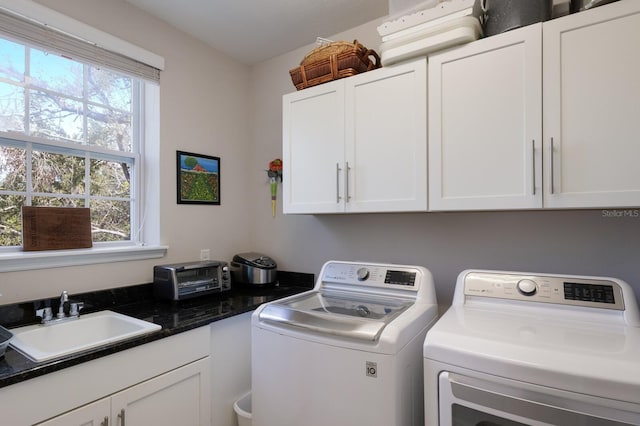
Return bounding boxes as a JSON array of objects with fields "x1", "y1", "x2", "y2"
[{"x1": 0, "y1": 271, "x2": 314, "y2": 389}]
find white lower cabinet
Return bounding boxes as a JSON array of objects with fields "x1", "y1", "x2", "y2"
[
  {"x1": 111, "y1": 359, "x2": 207, "y2": 426},
  {"x1": 36, "y1": 398, "x2": 110, "y2": 426},
  {"x1": 210, "y1": 312, "x2": 252, "y2": 426},
  {"x1": 37, "y1": 359, "x2": 209, "y2": 426},
  {"x1": 0, "y1": 327, "x2": 211, "y2": 426}
]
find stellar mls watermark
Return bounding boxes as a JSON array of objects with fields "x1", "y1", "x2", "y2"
[{"x1": 601, "y1": 209, "x2": 640, "y2": 218}]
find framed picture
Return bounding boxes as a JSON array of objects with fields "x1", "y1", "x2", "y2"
[{"x1": 176, "y1": 151, "x2": 220, "y2": 204}]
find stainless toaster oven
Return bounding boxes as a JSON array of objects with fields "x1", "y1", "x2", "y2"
[{"x1": 153, "y1": 260, "x2": 231, "y2": 300}]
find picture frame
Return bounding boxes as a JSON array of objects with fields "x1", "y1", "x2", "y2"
[{"x1": 176, "y1": 151, "x2": 220, "y2": 205}]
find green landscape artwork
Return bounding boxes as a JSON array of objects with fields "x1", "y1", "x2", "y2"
[{"x1": 177, "y1": 151, "x2": 220, "y2": 204}]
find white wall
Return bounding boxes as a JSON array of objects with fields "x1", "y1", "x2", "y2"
[
  {"x1": 0, "y1": 0, "x2": 254, "y2": 303},
  {"x1": 1, "y1": 2, "x2": 639, "y2": 309},
  {"x1": 249, "y1": 19, "x2": 640, "y2": 308}
]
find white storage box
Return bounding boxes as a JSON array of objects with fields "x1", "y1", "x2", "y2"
[
  {"x1": 379, "y1": 16, "x2": 481, "y2": 65},
  {"x1": 378, "y1": 0, "x2": 480, "y2": 65},
  {"x1": 379, "y1": 0, "x2": 476, "y2": 37}
]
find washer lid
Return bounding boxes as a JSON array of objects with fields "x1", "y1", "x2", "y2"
[{"x1": 258, "y1": 290, "x2": 413, "y2": 342}]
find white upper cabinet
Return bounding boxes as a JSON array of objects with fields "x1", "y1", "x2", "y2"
[
  {"x1": 283, "y1": 57, "x2": 427, "y2": 214},
  {"x1": 543, "y1": 0, "x2": 640, "y2": 208},
  {"x1": 284, "y1": 0, "x2": 639, "y2": 214},
  {"x1": 429, "y1": 0, "x2": 640, "y2": 210},
  {"x1": 428, "y1": 24, "x2": 543, "y2": 211},
  {"x1": 345, "y1": 58, "x2": 427, "y2": 213},
  {"x1": 283, "y1": 82, "x2": 345, "y2": 214}
]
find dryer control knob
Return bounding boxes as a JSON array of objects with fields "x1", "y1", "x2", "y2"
[
  {"x1": 517, "y1": 279, "x2": 537, "y2": 296},
  {"x1": 356, "y1": 268, "x2": 370, "y2": 281}
]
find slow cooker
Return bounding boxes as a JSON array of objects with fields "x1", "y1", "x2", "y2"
[{"x1": 230, "y1": 252, "x2": 277, "y2": 285}]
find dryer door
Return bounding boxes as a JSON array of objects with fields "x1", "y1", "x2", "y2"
[{"x1": 438, "y1": 372, "x2": 640, "y2": 426}]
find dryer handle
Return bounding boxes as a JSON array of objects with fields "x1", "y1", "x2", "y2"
[{"x1": 443, "y1": 372, "x2": 635, "y2": 425}]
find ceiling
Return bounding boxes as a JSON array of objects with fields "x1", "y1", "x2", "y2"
[{"x1": 124, "y1": 0, "x2": 390, "y2": 65}]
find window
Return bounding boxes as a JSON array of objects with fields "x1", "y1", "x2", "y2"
[
  {"x1": 0, "y1": 1, "x2": 166, "y2": 270},
  {"x1": 0, "y1": 36, "x2": 140, "y2": 247}
]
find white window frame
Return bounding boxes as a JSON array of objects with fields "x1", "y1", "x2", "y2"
[{"x1": 0, "y1": 0, "x2": 166, "y2": 272}]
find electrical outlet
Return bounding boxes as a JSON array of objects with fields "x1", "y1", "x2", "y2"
[{"x1": 200, "y1": 249, "x2": 210, "y2": 261}]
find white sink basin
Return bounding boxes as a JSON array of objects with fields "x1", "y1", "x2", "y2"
[{"x1": 9, "y1": 310, "x2": 161, "y2": 363}]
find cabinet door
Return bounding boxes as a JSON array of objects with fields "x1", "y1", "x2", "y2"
[
  {"x1": 111, "y1": 358, "x2": 210, "y2": 426},
  {"x1": 346, "y1": 57, "x2": 428, "y2": 212},
  {"x1": 543, "y1": 1, "x2": 640, "y2": 208},
  {"x1": 283, "y1": 81, "x2": 346, "y2": 214},
  {"x1": 428, "y1": 24, "x2": 543, "y2": 211},
  {"x1": 35, "y1": 398, "x2": 110, "y2": 426}
]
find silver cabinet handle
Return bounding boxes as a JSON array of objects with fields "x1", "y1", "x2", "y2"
[
  {"x1": 550, "y1": 137, "x2": 555, "y2": 195},
  {"x1": 532, "y1": 139, "x2": 536, "y2": 195},
  {"x1": 101, "y1": 416, "x2": 109, "y2": 426},
  {"x1": 345, "y1": 162, "x2": 351, "y2": 201},
  {"x1": 336, "y1": 163, "x2": 342, "y2": 203},
  {"x1": 117, "y1": 409, "x2": 125, "y2": 426}
]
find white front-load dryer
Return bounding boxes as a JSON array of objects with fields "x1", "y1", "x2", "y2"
[
  {"x1": 424, "y1": 269, "x2": 640, "y2": 426},
  {"x1": 252, "y1": 260, "x2": 439, "y2": 426}
]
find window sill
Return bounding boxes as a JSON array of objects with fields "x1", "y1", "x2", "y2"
[{"x1": 0, "y1": 245, "x2": 168, "y2": 272}]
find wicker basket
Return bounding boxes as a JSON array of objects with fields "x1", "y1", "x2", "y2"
[{"x1": 289, "y1": 40, "x2": 381, "y2": 90}]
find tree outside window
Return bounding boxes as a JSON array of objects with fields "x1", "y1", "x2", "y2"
[{"x1": 0, "y1": 36, "x2": 141, "y2": 247}]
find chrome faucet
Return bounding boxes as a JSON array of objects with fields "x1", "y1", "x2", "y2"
[
  {"x1": 57, "y1": 290, "x2": 69, "y2": 318},
  {"x1": 36, "y1": 291, "x2": 84, "y2": 325}
]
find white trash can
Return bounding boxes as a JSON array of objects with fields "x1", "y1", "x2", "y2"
[{"x1": 233, "y1": 391, "x2": 252, "y2": 426}]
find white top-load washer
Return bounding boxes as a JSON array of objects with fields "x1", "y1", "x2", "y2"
[
  {"x1": 424, "y1": 269, "x2": 640, "y2": 426},
  {"x1": 252, "y1": 260, "x2": 438, "y2": 426}
]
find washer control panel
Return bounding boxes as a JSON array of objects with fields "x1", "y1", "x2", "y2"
[
  {"x1": 464, "y1": 272, "x2": 625, "y2": 310},
  {"x1": 320, "y1": 261, "x2": 421, "y2": 291}
]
